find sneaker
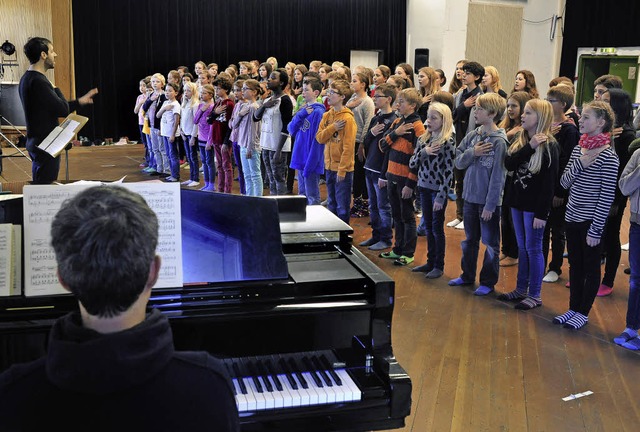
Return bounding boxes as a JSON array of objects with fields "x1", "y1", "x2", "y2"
[
  {"x1": 411, "y1": 263, "x2": 433, "y2": 273},
  {"x1": 369, "y1": 241, "x2": 392, "y2": 251},
  {"x1": 499, "y1": 257, "x2": 518, "y2": 267},
  {"x1": 446, "y1": 218, "x2": 462, "y2": 228},
  {"x1": 181, "y1": 180, "x2": 192, "y2": 185},
  {"x1": 394, "y1": 256, "x2": 415, "y2": 266},
  {"x1": 542, "y1": 271, "x2": 559, "y2": 283},
  {"x1": 187, "y1": 181, "x2": 200, "y2": 187},
  {"x1": 380, "y1": 251, "x2": 402, "y2": 259},
  {"x1": 455, "y1": 221, "x2": 465, "y2": 230},
  {"x1": 613, "y1": 329, "x2": 638, "y2": 346},
  {"x1": 621, "y1": 243, "x2": 630, "y2": 251},
  {"x1": 597, "y1": 284, "x2": 613, "y2": 297},
  {"x1": 164, "y1": 176, "x2": 179, "y2": 182},
  {"x1": 425, "y1": 268, "x2": 443, "y2": 279},
  {"x1": 321, "y1": 199, "x2": 328, "y2": 207},
  {"x1": 359, "y1": 238, "x2": 377, "y2": 247}
]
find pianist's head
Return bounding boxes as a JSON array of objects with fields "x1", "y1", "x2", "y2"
[{"x1": 51, "y1": 186, "x2": 161, "y2": 327}]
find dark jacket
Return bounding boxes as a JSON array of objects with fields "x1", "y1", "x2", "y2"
[{"x1": 0, "y1": 309, "x2": 240, "y2": 432}]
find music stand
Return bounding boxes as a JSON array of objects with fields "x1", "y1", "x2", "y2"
[{"x1": 0, "y1": 114, "x2": 31, "y2": 162}]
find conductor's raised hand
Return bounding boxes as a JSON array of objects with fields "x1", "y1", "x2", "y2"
[{"x1": 78, "y1": 88, "x2": 98, "y2": 105}]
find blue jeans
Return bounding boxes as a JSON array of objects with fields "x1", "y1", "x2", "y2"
[
  {"x1": 183, "y1": 135, "x2": 199, "y2": 182},
  {"x1": 460, "y1": 202, "x2": 501, "y2": 287},
  {"x1": 150, "y1": 128, "x2": 166, "y2": 173},
  {"x1": 365, "y1": 170, "x2": 392, "y2": 244},
  {"x1": 388, "y1": 181, "x2": 417, "y2": 257},
  {"x1": 240, "y1": 147, "x2": 262, "y2": 196},
  {"x1": 298, "y1": 171, "x2": 321, "y2": 205},
  {"x1": 163, "y1": 136, "x2": 180, "y2": 179},
  {"x1": 628, "y1": 222, "x2": 640, "y2": 329},
  {"x1": 139, "y1": 124, "x2": 154, "y2": 167},
  {"x1": 199, "y1": 142, "x2": 216, "y2": 186},
  {"x1": 419, "y1": 187, "x2": 447, "y2": 270},
  {"x1": 511, "y1": 209, "x2": 545, "y2": 298},
  {"x1": 326, "y1": 170, "x2": 353, "y2": 224},
  {"x1": 262, "y1": 149, "x2": 287, "y2": 195}
]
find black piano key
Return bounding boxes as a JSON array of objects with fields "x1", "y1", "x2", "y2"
[
  {"x1": 320, "y1": 354, "x2": 342, "y2": 386},
  {"x1": 279, "y1": 358, "x2": 298, "y2": 390},
  {"x1": 256, "y1": 359, "x2": 274, "y2": 392},
  {"x1": 288, "y1": 358, "x2": 308, "y2": 389},
  {"x1": 302, "y1": 355, "x2": 323, "y2": 388},
  {"x1": 311, "y1": 355, "x2": 333, "y2": 387},
  {"x1": 231, "y1": 361, "x2": 248, "y2": 395},
  {"x1": 246, "y1": 360, "x2": 264, "y2": 393},
  {"x1": 265, "y1": 358, "x2": 284, "y2": 391}
]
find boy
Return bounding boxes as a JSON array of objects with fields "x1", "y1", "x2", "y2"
[
  {"x1": 288, "y1": 78, "x2": 326, "y2": 205},
  {"x1": 378, "y1": 88, "x2": 426, "y2": 265},
  {"x1": 448, "y1": 61, "x2": 485, "y2": 230},
  {"x1": 542, "y1": 85, "x2": 580, "y2": 283},
  {"x1": 208, "y1": 77, "x2": 235, "y2": 193},
  {"x1": 316, "y1": 79, "x2": 357, "y2": 223},
  {"x1": 449, "y1": 93, "x2": 508, "y2": 295},
  {"x1": 359, "y1": 83, "x2": 398, "y2": 251}
]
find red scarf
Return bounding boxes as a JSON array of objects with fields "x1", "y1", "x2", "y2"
[{"x1": 578, "y1": 132, "x2": 610, "y2": 150}]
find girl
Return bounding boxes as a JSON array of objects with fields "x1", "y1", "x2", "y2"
[
  {"x1": 142, "y1": 73, "x2": 168, "y2": 176},
  {"x1": 235, "y1": 79, "x2": 263, "y2": 196},
  {"x1": 408, "y1": 102, "x2": 456, "y2": 279},
  {"x1": 318, "y1": 64, "x2": 332, "y2": 94},
  {"x1": 291, "y1": 64, "x2": 307, "y2": 99},
  {"x1": 258, "y1": 62, "x2": 273, "y2": 99},
  {"x1": 229, "y1": 79, "x2": 247, "y2": 195},
  {"x1": 371, "y1": 65, "x2": 391, "y2": 96},
  {"x1": 499, "y1": 91, "x2": 533, "y2": 267},
  {"x1": 615, "y1": 128, "x2": 640, "y2": 350},
  {"x1": 134, "y1": 77, "x2": 152, "y2": 170},
  {"x1": 499, "y1": 99, "x2": 559, "y2": 309},
  {"x1": 555, "y1": 101, "x2": 619, "y2": 329},
  {"x1": 513, "y1": 70, "x2": 539, "y2": 99},
  {"x1": 598, "y1": 88, "x2": 635, "y2": 296},
  {"x1": 435, "y1": 69, "x2": 447, "y2": 90},
  {"x1": 448, "y1": 59, "x2": 467, "y2": 94},
  {"x1": 180, "y1": 82, "x2": 200, "y2": 187},
  {"x1": 194, "y1": 61, "x2": 206, "y2": 77},
  {"x1": 416, "y1": 67, "x2": 441, "y2": 122},
  {"x1": 481, "y1": 66, "x2": 507, "y2": 99},
  {"x1": 395, "y1": 63, "x2": 414, "y2": 87},
  {"x1": 284, "y1": 61, "x2": 296, "y2": 82},
  {"x1": 347, "y1": 72, "x2": 375, "y2": 218},
  {"x1": 193, "y1": 84, "x2": 216, "y2": 191},
  {"x1": 156, "y1": 82, "x2": 182, "y2": 182}
]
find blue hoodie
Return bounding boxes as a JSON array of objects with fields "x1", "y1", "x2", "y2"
[{"x1": 288, "y1": 102, "x2": 326, "y2": 177}]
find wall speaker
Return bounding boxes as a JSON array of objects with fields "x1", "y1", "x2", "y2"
[{"x1": 414, "y1": 48, "x2": 429, "y2": 71}]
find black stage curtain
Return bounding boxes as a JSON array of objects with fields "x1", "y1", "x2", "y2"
[
  {"x1": 72, "y1": 0, "x2": 406, "y2": 141},
  {"x1": 559, "y1": 0, "x2": 640, "y2": 80}
]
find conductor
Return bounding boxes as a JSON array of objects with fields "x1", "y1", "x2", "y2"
[{"x1": 18, "y1": 37, "x2": 98, "y2": 184}]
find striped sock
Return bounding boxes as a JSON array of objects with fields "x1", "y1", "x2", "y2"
[
  {"x1": 553, "y1": 310, "x2": 576, "y2": 325},
  {"x1": 563, "y1": 312, "x2": 589, "y2": 330},
  {"x1": 514, "y1": 296, "x2": 542, "y2": 310},
  {"x1": 497, "y1": 290, "x2": 526, "y2": 301}
]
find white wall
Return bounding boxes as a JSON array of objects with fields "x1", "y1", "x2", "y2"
[{"x1": 406, "y1": 0, "x2": 565, "y2": 94}]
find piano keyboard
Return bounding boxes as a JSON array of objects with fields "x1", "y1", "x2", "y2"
[{"x1": 223, "y1": 351, "x2": 362, "y2": 412}]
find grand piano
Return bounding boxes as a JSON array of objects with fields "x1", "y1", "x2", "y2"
[{"x1": 0, "y1": 190, "x2": 411, "y2": 431}]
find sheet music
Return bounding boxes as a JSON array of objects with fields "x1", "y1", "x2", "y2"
[
  {"x1": 23, "y1": 183, "x2": 182, "y2": 296},
  {"x1": 37, "y1": 114, "x2": 88, "y2": 157},
  {"x1": 0, "y1": 224, "x2": 13, "y2": 296}
]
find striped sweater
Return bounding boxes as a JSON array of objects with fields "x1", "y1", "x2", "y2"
[
  {"x1": 379, "y1": 112, "x2": 426, "y2": 189},
  {"x1": 560, "y1": 145, "x2": 619, "y2": 239}
]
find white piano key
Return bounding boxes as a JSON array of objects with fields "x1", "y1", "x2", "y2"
[
  {"x1": 335, "y1": 369, "x2": 362, "y2": 402},
  {"x1": 303, "y1": 372, "x2": 327, "y2": 404},
  {"x1": 265, "y1": 375, "x2": 288, "y2": 408},
  {"x1": 244, "y1": 377, "x2": 265, "y2": 410},
  {"x1": 257, "y1": 376, "x2": 276, "y2": 409},
  {"x1": 232, "y1": 379, "x2": 250, "y2": 412},
  {"x1": 291, "y1": 373, "x2": 311, "y2": 406},
  {"x1": 278, "y1": 373, "x2": 301, "y2": 407}
]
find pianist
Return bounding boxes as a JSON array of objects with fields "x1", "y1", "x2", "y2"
[{"x1": 0, "y1": 186, "x2": 239, "y2": 431}]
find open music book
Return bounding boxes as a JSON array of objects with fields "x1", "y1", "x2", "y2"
[
  {"x1": 37, "y1": 113, "x2": 88, "y2": 157},
  {"x1": 22, "y1": 182, "x2": 183, "y2": 297}
]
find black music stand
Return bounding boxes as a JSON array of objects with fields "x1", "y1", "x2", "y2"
[{"x1": 0, "y1": 115, "x2": 31, "y2": 176}]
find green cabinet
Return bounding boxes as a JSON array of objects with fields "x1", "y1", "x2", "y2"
[{"x1": 575, "y1": 54, "x2": 638, "y2": 107}]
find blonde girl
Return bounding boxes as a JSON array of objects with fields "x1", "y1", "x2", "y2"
[
  {"x1": 234, "y1": 79, "x2": 264, "y2": 196},
  {"x1": 481, "y1": 66, "x2": 507, "y2": 98},
  {"x1": 180, "y1": 82, "x2": 200, "y2": 187}
]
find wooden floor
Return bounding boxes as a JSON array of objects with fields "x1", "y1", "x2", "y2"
[{"x1": 3, "y1": 144, "x2": 640, "y2": 431}]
